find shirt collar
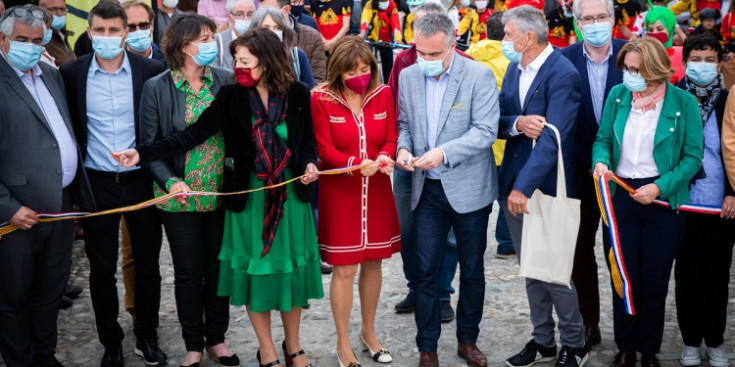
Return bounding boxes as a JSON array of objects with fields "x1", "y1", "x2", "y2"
[
  {"x1": 517, "y1": 43, "x2": 554, "y2": 72},
  {"x1": 90, "y1": 51, "x2": 132, "y2": 76},
  {"x1": 172, "y1": 66, "x2": 214, "y2": 91},
  {"x1": 1, "y1": 50, "x2": 43, "y2": 78},
  {"x1": 582, "y1": 41, "x2": 613, "y2": 62}
]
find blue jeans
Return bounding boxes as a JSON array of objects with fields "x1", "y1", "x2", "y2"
[
  {"x1": 413, "y1": 179, "x2": 491, "y2": 352},
  {"x1": 393, "y1": 169, "x2": 457, "y2": 301}
]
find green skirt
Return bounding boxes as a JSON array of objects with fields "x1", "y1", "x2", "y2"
[{"x1": 217, "y1": 170, "x2": 324, "y2": 312}]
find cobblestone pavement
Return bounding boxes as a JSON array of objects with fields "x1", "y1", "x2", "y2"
[{"x1": 4, "y1": 207, "x2": 735, "y2": 367}]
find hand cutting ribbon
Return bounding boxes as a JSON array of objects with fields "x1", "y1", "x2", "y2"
[{"x1": 0, "y1": 165, "x2": 361, "y2": 240}]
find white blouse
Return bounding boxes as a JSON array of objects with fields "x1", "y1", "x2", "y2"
[{"x1": 616, "y1": 100, "x2": 662, "y2": 179}]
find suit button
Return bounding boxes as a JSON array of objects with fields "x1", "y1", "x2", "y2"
[
  {"x1": 56, "y1": 169, "x2": 62, "y2": 175},
  {"x1": 52, "y1": 143, "x2": 58, "y2": 149}
]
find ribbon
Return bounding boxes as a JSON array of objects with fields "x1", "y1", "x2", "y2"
[
  {"x1": 594, "y1": 172, "x2": 723, "y2": 316},
  {"x1": 0, "y1": 165, "x2": 361, "y2": 240}
]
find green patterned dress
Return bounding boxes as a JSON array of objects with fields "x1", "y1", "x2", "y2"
[{"x1": 217, "y1": 120, "x2": 324, "y2": 312}]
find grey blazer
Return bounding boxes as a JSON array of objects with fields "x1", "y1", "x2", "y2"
[
  {"x1": 396, "y1": 54, "x2": 499, "y2": 213},
  {"x1": 138, "y1": 66, "x2": 233, "y2": 189},
  {"x1": 0, "y1": 57, "x2": 94, "y2": 221},
  {"x1": 214, "y1": 28, "x2": 235, "y2": 70}
]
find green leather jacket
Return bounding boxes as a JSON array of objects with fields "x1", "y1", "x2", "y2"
[{"x1": 592, "y1": 83, "x2": 704, "y2": 209}]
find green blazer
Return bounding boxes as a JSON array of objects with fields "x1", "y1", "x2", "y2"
[{"x1": 591, "y1": 83, "x2": 703, "y2": 209}]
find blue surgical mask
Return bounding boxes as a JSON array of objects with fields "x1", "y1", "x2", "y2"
[
  {"x1": 623, "y1": 70, "x2": 647, "y2": 92},
  {"x1": 582, "y1": 21, "x2": 612, "y2": 48},
  {"x1": 378, "y1": 1, "x2": 389, "y2": 10},
  {"x1": 273, "y1": 29, "x2": 284, "y2": 41},
  {"x1": 42, "y1": 28, "x2": 53, "y2": 45},
  {"x1": 461, "y1": 0, "x2": 470, "y2": 7},
  {"x1": 163, "y1": 0, "x2": 179, "y2": 8},
  {"x1": 417, "y1": 50, "x2": 450, "y2": 77},
  {"x1": 5, "y1": 40, "x2": 44, "y2": 71},
  {"x1": 125, "y1": 29, "x2": 152, "y2": 52},
  {"x1": 686, "y1": 62, "x2": 719, "y2": 86},
  {"x1": 189, "y1": 41, "x2": 218, "y2": 66},
  {"x1": 92, "y1": 35, "x2": 124, "y2": 59},
  {"x1": 501, "y1": 33, "x2": 529, "y2": 63},
  {"x1": 51, "y1": 15, "x2": 66, "y2": 30},
  {"x1": 234, "y1": 19, "x2": 251, "y2": 34}
]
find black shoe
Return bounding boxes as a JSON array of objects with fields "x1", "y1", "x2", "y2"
[
  {"x1": 641, "y1": 354, "x2": 660, "y2": 367},
  {"x1": 506, "y1": 339, "x2": 557, "y2": 367},
  {"x1": 394, "y1": 291, "x2": 416, "y2": 313},
  {"x1": 135, "y1": 336, "x2": 168, "y2": 366},
  {"x1": 610, "y1": 351, "x2": 637, "y2": 367},
  {"x1": 60, "y1": 296, "x2": 73, "y2": 310},
  {"x1": 41, "y1": 358, "x2": 65, "y2": 367},
  {"x1": 65, "y1": 283, "x2": 83, "y2": 299},
  {"x1": 101, "y1": 345, "x2": 124, "y2": 367},
  {"x1": 555, "y1": 346, "x2": 588, "y2": 367},
  {"x1": 584, "y1": 325, "x2": 601, "y2": 347},
  {"x1": 440, "y1": 300, "x2": 455, "y2": 323}
]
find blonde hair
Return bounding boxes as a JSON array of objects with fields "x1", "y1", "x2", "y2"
[{"x1": 616, "y1": 37, "x2": 673, "y2": 86}]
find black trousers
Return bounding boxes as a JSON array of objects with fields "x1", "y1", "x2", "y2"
[
  {"x1": 675, "y1": 212, "x2": 735, "y2": 348},
  {"x1": 572, "y1": 184, "x2": 602, "y2": 327},
  {"x1": 602, "y1": 177, "x2": 684, "y2": 355},
  {"x1": 377, "y1": 45, "x2": 393, "y2": 84},
  {"x1": 160, "y1": 209, "x2": 229, "y2": 352},
  {"x1": 81, "y1": 173, "x2": 163, "y2": 347},
  {"x1": 0, "y1": 189, "x2": 73, "y2": 367}
]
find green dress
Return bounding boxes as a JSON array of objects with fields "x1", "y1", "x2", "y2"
[{"x1": 217, "y1": 122, "x2": 324, "y2": 312}]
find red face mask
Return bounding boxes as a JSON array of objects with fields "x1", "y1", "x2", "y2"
[
  {"x1": 235, "y1": 67, "x2": 260, "y2": 87},
  {"x1": 646, "y1": 31, "x2": 669, "y2": 45},
  {"x1": 344, "y1": 73, "x2": 371, "y2": 95}
]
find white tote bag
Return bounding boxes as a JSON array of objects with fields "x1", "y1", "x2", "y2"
[{"x1": 519, "y1": 123, "x2": 581, "y2": 287}]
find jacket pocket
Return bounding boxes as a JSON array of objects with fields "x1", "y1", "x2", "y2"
[{"x1": 2, "y1": 175, "x2": 27, "y2": 187}]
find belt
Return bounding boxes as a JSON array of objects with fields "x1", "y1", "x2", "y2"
[{"x1": 86, "y1": 169, "x2": 147, "y2": 184}]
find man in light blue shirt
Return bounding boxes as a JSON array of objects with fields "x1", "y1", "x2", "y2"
[{"x1": 58, "y1": 3, "x2": 166, "y2": 367}]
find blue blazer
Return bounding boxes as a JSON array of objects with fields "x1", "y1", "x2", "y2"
[
  {"x1": 561, "y1": 39, "x2": 626, "y2": 198},
  {"x1": 498, "y1": 48, "x2": 581, "y2": 199}
]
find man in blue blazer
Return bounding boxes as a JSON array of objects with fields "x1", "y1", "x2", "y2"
[
  {"x1": 498, "y1": 5, "x2": 588, "y2": 367},
  {"x1": 560, "y1": 0, "x2": 625, "y2": 348}
]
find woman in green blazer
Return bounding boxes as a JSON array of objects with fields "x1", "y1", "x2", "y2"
[{"x1": 591, "y1": 37, "x2": 703, "y2": 367}]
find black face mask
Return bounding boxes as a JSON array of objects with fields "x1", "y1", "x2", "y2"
[{"x1": 291, "y1": 5, "x2": 305, "y2": 17}]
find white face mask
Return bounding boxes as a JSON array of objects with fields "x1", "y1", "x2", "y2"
[
  {"x1": 475, "y1": 0, "x2": 488, "y2": 9},
  {"x1": 378, "y1": 1, "x2": 389, "y2": 10},
  {"x1": 163, "y1": 0, "x2": 179, "y2": 8}
]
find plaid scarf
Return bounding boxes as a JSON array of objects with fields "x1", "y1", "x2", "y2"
[
  {"x1": 249, "y1": 89, "x2": 290, "y2": 258},
  {"x1": 684, "y1": 73, "x2": 722, "y2": 125}
]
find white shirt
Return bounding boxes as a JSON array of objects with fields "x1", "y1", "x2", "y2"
[
  {"x1": 616, "y1": 100, "x2": 661, "y2": 179},
  {"x1": 510, "y1": 43, "x2": 554, "y2": 135}
]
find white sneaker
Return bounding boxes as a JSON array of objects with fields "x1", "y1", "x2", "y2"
[
  {"x1": 706, "y1": 346, "x2": 730, "y2": 367},
  {"x1": 680, "y1": 346, "x2": 701, "y2": 366}
]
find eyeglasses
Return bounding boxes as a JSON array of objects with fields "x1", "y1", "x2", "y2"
[
  {"x1": 128, "y1": 22, "x2": 152, "y2": 31},
  {"x1": 578, "y1": 14, "x2": 611, "y2": 25},
  {"x1": 6, "y1": 6, "x2": 47, "y2": 21},
  {"x1": 45, "y1": 7, "x2": 68, "y2": 15},
  {"x1": 230, "y1": 11, "x2": 252, "y2": 19}
]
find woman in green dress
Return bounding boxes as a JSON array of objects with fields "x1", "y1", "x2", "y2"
[{"x1": 114, "y1": 29, "x2": 323, "y2": 367}]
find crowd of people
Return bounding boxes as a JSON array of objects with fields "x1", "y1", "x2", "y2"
[{"x1": 0, "y1": 0, "x2": 734, "y2": 367}]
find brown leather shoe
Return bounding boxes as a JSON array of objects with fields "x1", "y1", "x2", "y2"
[
  {"x1": 418, "y1": 352, "x2": 439, "y2": 367},
  {"x1": 584, "y1": 325, "x2": 601, "y2": 346},
  {"x1": 457, "y1": 344, "x2": 487, "y2": 367}
]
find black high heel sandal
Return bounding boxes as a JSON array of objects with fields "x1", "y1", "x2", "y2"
[
  {"x1": 256, "y1": 349, "x2": 281, "y2": 367},
  {"x1": 282, "y1": 340, "x2": 313, "y2": 367}
]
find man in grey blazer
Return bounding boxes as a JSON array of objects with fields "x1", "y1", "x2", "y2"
[
  {"x1": 395, "y1": 13, "x2": 499, "y2": 367},
  {"x1": 0, "y1": 5, "x2": 93, "y2": 366}
]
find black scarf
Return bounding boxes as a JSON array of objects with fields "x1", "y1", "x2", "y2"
[
  {"x1": 249, "y1": 89, "x2": 290, "y2": 258},
  {"x1": 684, "y1": 74, "x2": 723, "y2": 125}
]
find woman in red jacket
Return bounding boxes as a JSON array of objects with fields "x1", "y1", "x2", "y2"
[{"x1": 311, "y1": 36, "x2": 401, "y2": 367}]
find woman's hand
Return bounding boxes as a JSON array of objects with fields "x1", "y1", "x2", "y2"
[
  {"x1": 721, "y1": 195, "x2": 735, "y2": 219},
  {"x1": 359, "y1": 159, "x2": 379, "y2": 177},
  {"x1": 301, "y1": 163, "x2": 319, "y2": 185},
  {"x1": 593, "y1": 162, "x2": 609, "y2": 178},
  {"x1": 170, "y1": 181, "x2": 191, "y2": 205},
  {"x1": 630, "y1": 183, "x2": 661, "y2": 205},
  {"x1": 110, "y1": 149, "x2": 140, "y2": 167},
  {"x1": 375, "y1": 155, "x2": 395, "y2": 175}
]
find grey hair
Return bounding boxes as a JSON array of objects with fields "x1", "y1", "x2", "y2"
[
  {"x1": 414, "y1": 1, "x2": 447, "y2": 16},
  {"x1": 226, "y1": 0, "x2": 256, "y2": 13},
  {"x1": 0, "y1": 6, "x2": 47, "y2": 38},
  {"x1": 573, "y1": 0, "x2": 614, "y2": 21},
  {"x1": 502, "y1": 5, "x2": 548, "y2": 44},
  {"x1": 250, "y1": 7, "x2": 296, "y2": 47},
  {"x1": 415, "y1": 13, "x2": 455, "y2": 46}
]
